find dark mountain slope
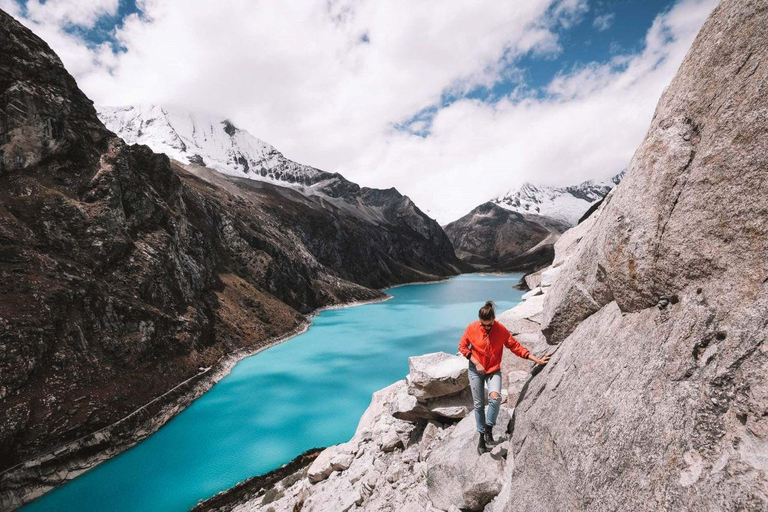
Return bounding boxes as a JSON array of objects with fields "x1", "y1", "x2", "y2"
[{"x1": 442, "y1": 202, "x2": 567, "y2": 272}]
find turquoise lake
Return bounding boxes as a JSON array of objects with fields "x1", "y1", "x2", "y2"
[{"x1": 23, "y1": 274, "x2": 524, "y2": 512}]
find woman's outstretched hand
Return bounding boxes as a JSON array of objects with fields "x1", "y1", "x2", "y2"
[{"x1": 528, "y1": 353, "x2": 552, "y2": 365}]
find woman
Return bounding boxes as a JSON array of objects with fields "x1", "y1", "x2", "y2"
[{"x1": 458, "y1": 300, "x2": 550, "y2": 454}]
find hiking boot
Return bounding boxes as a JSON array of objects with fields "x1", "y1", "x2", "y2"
[
  {"x1": 484, "y1": 425, "x2": 496, "y2": 445},
  {"x1": 477, "y1": 431, "x2": 487, "y2": 455}
]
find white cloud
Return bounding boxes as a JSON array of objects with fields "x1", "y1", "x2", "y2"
[
  {"x1": 73, "y1": 0, "x2": 578, "y2": 145},
  {"x1": 3, "y1": 0, "x2": 119, "y2": 77},
  {"x1": 0, "y1": 0, "x2": 20, "y2": 16},
  {"x1": 347, "y1": 0, "x2": 719, "y2": 223},
  {"x1": 24, "y1": 0, "x2": 119, "y2": 28},
  {"x1": 4, "y1": 0, "x2": 718, "y2": 224},
  {"x1": 593, "y1": 12, "x2": 614, "y2": 31}
]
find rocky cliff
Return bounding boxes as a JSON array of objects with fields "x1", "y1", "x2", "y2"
[
  {"x1": 514, "y1": 0, "x2": 767, "y2": 509},
  {"x1": 199, "y1": 0, "x2": 767, "y2": 509},
  {"x1": 0, "y1": 9, "x2": 462, "y2": 508}
]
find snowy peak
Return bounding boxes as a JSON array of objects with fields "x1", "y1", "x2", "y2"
[
  {"x1": 96, "y1": 104, "x2": 448, "y2": 232},
  {"x1": 493, "y1": 173, "x2": 623, "y2": 225},
  {"x1": 97, "y1": 104, "x2": 332, "y2": 189}
]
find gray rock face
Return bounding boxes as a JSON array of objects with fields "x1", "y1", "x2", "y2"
[
  {"x1": 426, "y1": 409, "x2": 511, "y2": 511},
  {"x1": 511, "y1": 1, "x2": 768, "y2": 510},
  {"x1": 541, "y1": 0, "x2": 768, "y2": 345}
]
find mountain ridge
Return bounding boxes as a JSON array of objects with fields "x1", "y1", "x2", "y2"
[{"x1": 98, "y1": 104, "x2": 408, "y2": 203}]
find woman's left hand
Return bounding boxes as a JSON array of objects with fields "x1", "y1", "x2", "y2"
[{"x1": 529, "y1": 353, "x2": 551, "y2": 365}]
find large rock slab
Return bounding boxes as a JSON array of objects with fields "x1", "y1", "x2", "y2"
[
  {"x1": 426, "y1": 409, "x2": 511, "y2": 511},
  {"x1": 393, "y1": 386, "x2": 473, "y2": 422},
  {"x1": 524, "y1": 270, "x2": 543, "y2": 290},
  {"x1": 407, "y1": 352, "x2": 469, "y2": 400},
  {"x1": 540, "y1": 0, "x2": 768, "y2": 345},
  {"x1": 497, "y1": 293, "x2": 546, "y2": 336}
]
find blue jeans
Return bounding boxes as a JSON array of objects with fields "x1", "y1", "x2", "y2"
[{"x1": 468, "y1": 360, "x2": 502, "y2": 434}]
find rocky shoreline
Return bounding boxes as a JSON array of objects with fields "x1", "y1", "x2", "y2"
[
  {"x1": 0, "y1": 292, "x2": 400, "y2": 510},
  {"x1": 191, "y1": 448, "x2": 325, "y2": 512}
]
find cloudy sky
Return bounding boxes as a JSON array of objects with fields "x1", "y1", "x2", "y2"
[{"x1": 2, "y1": 0, "x2": 719, "y2": 223}]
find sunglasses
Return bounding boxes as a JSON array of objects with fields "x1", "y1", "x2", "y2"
[{"x1": 480, "y1": 321, "x2": 494, "y2": 328}]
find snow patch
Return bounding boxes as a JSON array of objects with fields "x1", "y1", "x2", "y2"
[{"x1": 97, "y1": 104, "x2": 329, "y2": 188}]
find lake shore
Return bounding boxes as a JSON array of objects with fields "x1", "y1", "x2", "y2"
[{"x1": 1, "y1": 289, "x2": 401, "y2": 511}]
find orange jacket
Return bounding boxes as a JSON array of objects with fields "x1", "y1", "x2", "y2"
[{"x1": 458, "y1": 320, "x2": 530, "y2": 374}]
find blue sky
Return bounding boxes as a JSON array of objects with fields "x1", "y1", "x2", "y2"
[
  {"x1": 516, "y1": 0, "x2": 678, "y2": 90},
  {"x1": 3, "y1": 0, "x2": 717, "y2": 222},
  {"x1": 401, "y1": 0, "x2": 680, "y2": 136},
  {"x1": 81, "y1": 0, "x2": 139, "y2": 47},
  {"x1": 12, "y1": 0, "x2": 140, "y2": 44}
]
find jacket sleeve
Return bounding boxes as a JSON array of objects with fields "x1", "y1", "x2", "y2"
[
  {"x1": 501, "y1": 324, "x2": 530, "y2": 360},
  {"x1": 458, "y1": 326, "x2": 472, "y2": 360}
]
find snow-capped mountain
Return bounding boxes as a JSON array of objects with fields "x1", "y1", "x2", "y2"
[
  {"x1": 97, "y1": 104, "x2": 346, "y2": 195},
  {"x1": 444, "y1": 172, "x2": 624, "y2": 272},
  {"x1": 493, "y1": 172, "x2": 624, "y2": 226}
]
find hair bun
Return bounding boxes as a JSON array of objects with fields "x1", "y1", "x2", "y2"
[{"x1": 479, "y1": 301, "x2": 496, "y2": 321}]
